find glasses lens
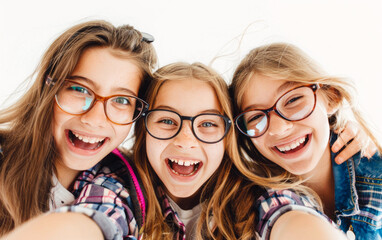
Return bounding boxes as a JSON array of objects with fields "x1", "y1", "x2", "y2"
[
  {"x1": 106, "y1": 96, "x2": 141, "y2": 124},
  {"x1": 193, "y1": 114, "x2": 227, "y2": 143},
  {"x1": 55, "y1": 81, "x2": 95, "y2": 114},
  {"x1": 236, "y1": 111, "x2": 268, "y2": 137},
  {"x1": 276, "y1": 86, "x2": 315, "y2": 120},
  {"x1": 146, "y1": 110, "x2": 181, "y2": 139}
]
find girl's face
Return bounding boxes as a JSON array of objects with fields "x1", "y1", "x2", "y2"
[
  {"x1": 241, "y1": 74, "x2": 332, "y2": 176},
  {"x1": 146, "y1": 79, "x2": 225, "y2": 202},
  {"x1": 53, "y1": 47, "x2": 142, "y2": 179}
]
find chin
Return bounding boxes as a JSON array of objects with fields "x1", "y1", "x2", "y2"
[{"x1": 286, "y1": 161, "x2": 317, "y2": 176}]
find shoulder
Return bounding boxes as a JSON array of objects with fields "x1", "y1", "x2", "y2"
[
  {"x1": 255, "y1": 189, "x2": 329, "y2": 239},
  {"x1": 353, "y1": 151, "x2": 382, "y2": 178},
  {"x1": 72, "y1": 149, "x2": 146, "y2": 228}
]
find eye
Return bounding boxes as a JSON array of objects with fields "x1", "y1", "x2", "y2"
[
  {"x1": 247, "y1": 113, "x2": 263, "y2": 123},
  {"x1": 69, "y1": 85, "x2": 90, "y2": 95},
  {"x1": 200, "y1": 121, "x2": 217, "y2": 128},
  {"x1": 112, "y1": 97, "x2": 131, "y2": 105},
  {"x1": 285, "y1": 95, "x2": 304, "y2": 106},
  {"x1": 158, "y1": 118, "x2": 176, "y2": 126}
]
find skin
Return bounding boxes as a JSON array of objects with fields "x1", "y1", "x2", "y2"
[
  {"x1": 1, "y1": 75, "x2": 348, "y2": 240},
  {"x1": 270, "y1": 211, "x2": 346, "y2": 240},
  {"x1": 242, "y1": 74, "x2": 339, "y2": 218},
  {"x1": 53, "y1": 47, "x2": 142, "y2": 188},
  {"x1": 1, "y1": 213, "x2": 102, "y2": 240},
  {"x1": 242, "y1": 74, "x2": 333, "y2": 176},
  {"x1": 146, "y1": 79, "x2": 225, "y2": 209}
]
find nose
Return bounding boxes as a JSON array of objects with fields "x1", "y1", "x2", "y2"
[
  {"x1": 80, "y1": 100, "x2": 108, "y2": 128},
  {"x1": 267, "y1": 111, "x2": 293, "y2": 136},
  {"x1": 173, "y1": 121, "x2": 198, "y2": 149}
]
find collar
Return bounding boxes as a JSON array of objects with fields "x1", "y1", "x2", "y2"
[
  {"x1": 330, "y1": 133, "x2": 360, "y2": 218},
  {"x1": 157, "y1": 186, "x2": 186, "y2": 238}
]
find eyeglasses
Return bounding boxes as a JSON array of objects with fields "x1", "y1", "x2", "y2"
[
  {"x1": 235, "y1": 84, "x2": 319, "y2": 138},
  {"x1": 143, "y1": 109, "x2": 232, "y2": 144},
  {"x1": 55, "y1": 80, "x2": 148, "y2": 125}
]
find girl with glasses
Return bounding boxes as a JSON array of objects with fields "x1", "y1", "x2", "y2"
[
  {"x1": 124, "y1": 62, "x2": 346, "y2": 239},
  {"x1": 230, "y1": 42, "x2": 382, "y2": 239},
  {"x1": 0, "y1": 20, "x2": 157, "y2": 237},
  {"x1": 2, "y1": 41, "x2": 368, "y2": 238}
]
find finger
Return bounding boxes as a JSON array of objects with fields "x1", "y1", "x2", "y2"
[
  {"x1": 334, "y1": 140, "x2": 360, "y2": 164},
  {"x1": 332, "y1": 122, "x2": 358, "y2": 153}
]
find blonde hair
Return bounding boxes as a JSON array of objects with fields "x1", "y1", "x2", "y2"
[
  {"x1": 230, "y1": 42, "x2": 381, "y2": 184},
  {"x1": 0, "y1": 20, "x2": 157, "y2": 235},
  {"x1": 133, "y1": 62, "x2": 273, "y2": 239}
]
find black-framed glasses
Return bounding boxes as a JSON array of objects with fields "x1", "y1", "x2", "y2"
[
  {"x1": 235, "y1": 84, "x2": 319, "y2": 138},
  {"x1": 143, "y1": 109, "x2": 232, "y2": 144},
  {"x1": 55, "y1": 80, "x2": 148, "y2": 125}
]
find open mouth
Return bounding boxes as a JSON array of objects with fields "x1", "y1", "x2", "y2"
[
  {"x1": 67, "y1": 130, "x2": 106, "y2": 150},
  {"x1": 275, "y1": 134, "x2": 310, "y2": 154},
  {"x1": 166, "y1": 158, "x2": 202, "y2": 177}
]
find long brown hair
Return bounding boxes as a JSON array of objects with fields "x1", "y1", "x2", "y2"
[
  {"x1": 133, "y1": 62, "x2": 271, "y2": 239},
  {"x1": 230, "y1": 42, "x2": 381, "y2": 184},
  {"x1": 0, "y1": 20, "x2": 157, "y2": 235}
]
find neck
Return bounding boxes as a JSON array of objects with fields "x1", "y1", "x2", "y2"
[
  {"x1": 167, "y1": 189, "x2": 202, "y2": 210},
  {"x1": 302, "y1": 144, "x2": 336, "y2": 219},
  {"x1": 55, "y1": 161, "x2": 79, "y2": 190}
]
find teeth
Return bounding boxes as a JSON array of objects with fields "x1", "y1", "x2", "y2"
[
  {"x1": 277, "y1": 136, "x2": 306, "y2": 152},
  {"x1": 73, "y1": 132, "x2": 105, "y2": 143},
  {"x1": 168, "y1": 158, "x2": 200, "y2": 166}
]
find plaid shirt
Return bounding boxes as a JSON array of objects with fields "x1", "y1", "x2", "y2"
[
  {"x1": 255, "y1": 189, "x2": 333, "y2": 240},
  {"x1": 56, "y1": 149, "x2": 146, "y2": 240},
  {"x1": 158, "y1": 187, "x2": 187, "y2": 240},
  {"x1": 56, "y1": 149, "x2": 188, "y2": 240}
]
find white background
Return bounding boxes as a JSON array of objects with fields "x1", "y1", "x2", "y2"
[{"x1": 0, "y1": 0, "x2": 381, "y2": 139}]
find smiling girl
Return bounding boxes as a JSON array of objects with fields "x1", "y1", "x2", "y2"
[
  {"x1": 2, "y1": 52, "x2": 365, "y2": 239},
  {"x1": 131, "y1": 62, "x2": 349, "y2": 239},
  {"x1": 0, "y1": 20, "x2": 156, "y2": 236},
  {"x1": 231, "y1": 42, "x2": 382, "y2": 239}
]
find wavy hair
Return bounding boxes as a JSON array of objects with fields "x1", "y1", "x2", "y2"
[
  {"x1": 133, "y1": 62, "x2": 290, "y2": 239},
  {"x1": 230, "y1": 42, "x2": 381, "y2": 186},
  {"x1": 0, "y1": 20, "x2": 157, "y2": 235}
]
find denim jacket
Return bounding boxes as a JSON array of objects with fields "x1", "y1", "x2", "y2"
[{"x1": 331, "y1": 134, "x2": 382, "y2": 240}]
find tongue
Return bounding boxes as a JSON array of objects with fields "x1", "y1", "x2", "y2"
[
  {"x1": 171, "y1": 162, "x2": 195, "y2": 175},
  {"x1": 72, "y1": 138, "x2": 99, "y2": 150},
  {"x1": 70, "y1": 132, "x2": 100, "y2": 150}
]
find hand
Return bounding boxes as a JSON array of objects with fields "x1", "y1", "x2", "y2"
[{"x1": 331, "y1": 121, "x2": 377, "y2": 164}]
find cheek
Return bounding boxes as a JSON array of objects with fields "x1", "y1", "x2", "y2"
[
  {"x1": 113, "y1": 125, "x2": 132, "y2": 142},
  {"x1": 206, "y1": 142, "x2": 225, "y2": 167},
  {"x1": 52, "y1": 105, "x2": 70, "y2": 139},
  {"x1": 146, "y1": 135, "x2": 165, "y2": 168},
  {"x1": 251, "y1": 138, "x2": 267, "y2": 155}
]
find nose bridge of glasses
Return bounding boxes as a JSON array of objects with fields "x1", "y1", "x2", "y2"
[
  {"x1": 179, "y1": 116, "x2": 195, "y2": 134},
  {"x1": 80, "y1": 98, "x2": 108, "y2": 126}
]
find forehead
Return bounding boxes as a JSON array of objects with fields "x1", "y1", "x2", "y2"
[
  {"x1": 71, "y1": 47, "x2": 142, "y2": 95},
  {"x1": 242, "y1": 74, "x2": 298, "y2": 110},
  {"x1": 154, "y1": 79, "x2": 222, "y2": 115}
]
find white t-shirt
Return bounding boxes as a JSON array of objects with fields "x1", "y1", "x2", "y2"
[
  {"x1": 49, "y1": 174, "x2": 75, "y2": 210},
  {"x1": 167, "y1": 197, "x2": 202, "y2": 240}
]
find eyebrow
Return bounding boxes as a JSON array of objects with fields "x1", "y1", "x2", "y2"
[
  {"x1": 68, "y1": 75, "x2": 138, "y2": 96},
  {"x1": 276, "y1": 81, "x2": 299, "y2": 94},
  {"x1": 243, "y1": 81, "x2": 299, "y2": 111},
  {"x1": 154, "y1": 105, "x2": 223, "y2": 115}
]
